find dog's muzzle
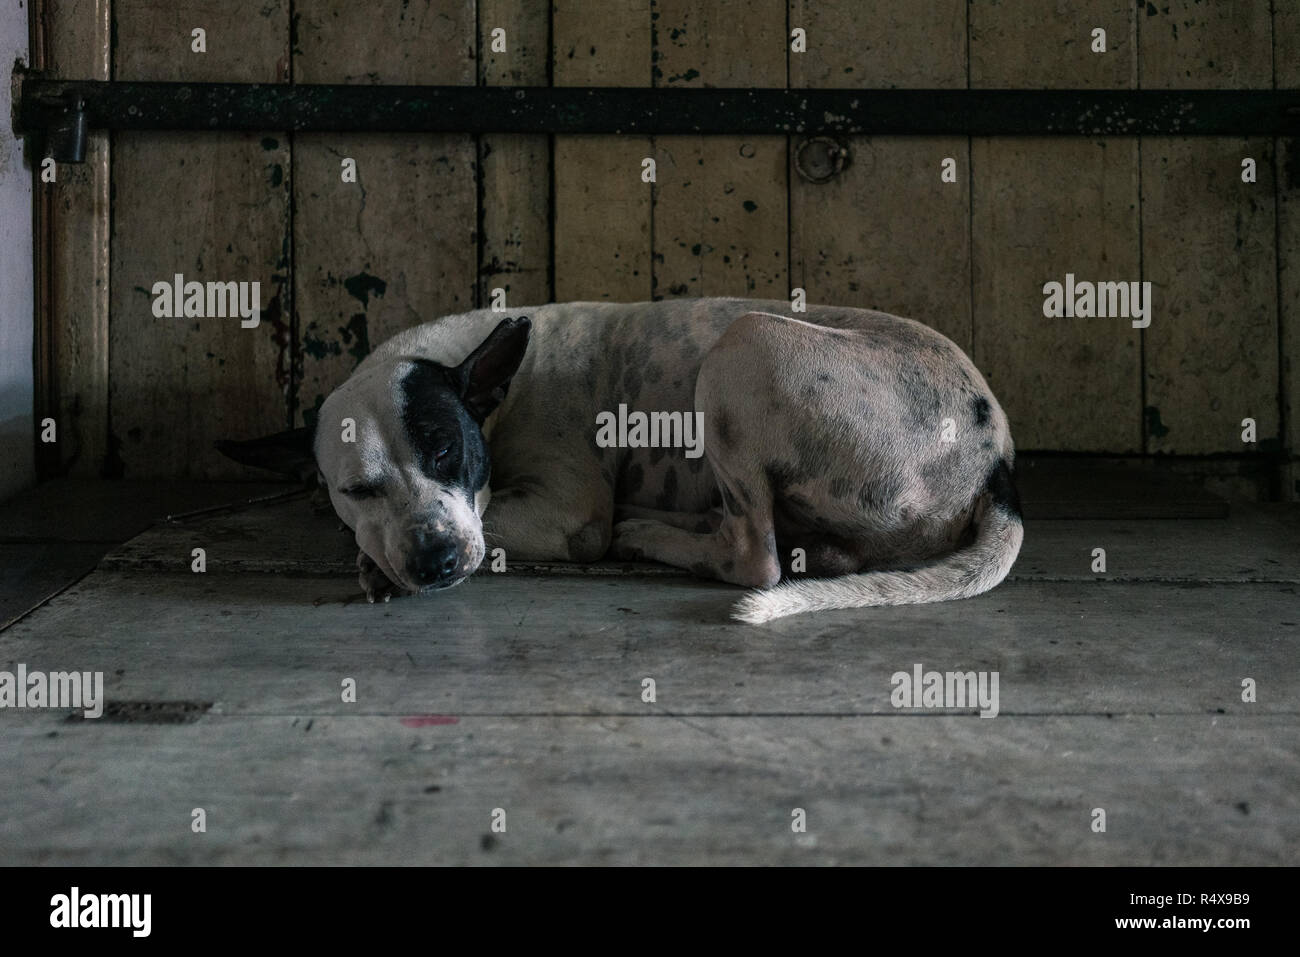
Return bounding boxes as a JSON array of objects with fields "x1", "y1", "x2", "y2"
[{"x1": 406, "y1": 528, "x2": 466, "y2": 589}]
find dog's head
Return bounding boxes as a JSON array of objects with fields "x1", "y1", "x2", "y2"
[{"x1": 218, "y1": 316, "x2": 530, "y2": 593}]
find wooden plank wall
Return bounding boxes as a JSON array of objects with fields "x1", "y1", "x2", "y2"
[
  {"x1": 292, "y1": 0, "x2": 477, "y2": 430},
  {"x1": 34, "y1": 1, "x2": 1299, "y2": 495},
  {"x1": 479, "y1": 0, "x2": 551, "y2": 308},
  {"x1": 109, "y1": 0, "x2": 291, "y2": 478},
  {"x1": 790, "y1": 0, "x2": 970, "y2": 352},
  {"x1": 40, "y1": 0, "x2": 110, "y2": 477},
  {"x1": 1139, "y1": 1, "x2": 1277, "y2": 457},
  {"x1": 651, "y1": 0, "x2": 786, "y2": 300},
  {"x1": 971, "y1": 1, "x2": 1140, "y2": 453},
  {"x1": 552, "y1": 0, "x2": 651, "y2": 302}
]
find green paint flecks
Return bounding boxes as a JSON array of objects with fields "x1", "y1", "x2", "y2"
[
  {"x1": 1145, "y1": 406, "x2": 1171, "y2": 439},
  {"x1": 302, "y1": 394, "x2": 326, "y2": 431},
  {"x1": 301, "y1": 275, "x2": 383, "y2": 370},
  {"x1": 340, "y1": 313, "x2": 371, "y2": 364},
  {"x1": 302, "y1": 314, "x2": 369, "y2": 365},
  {"x1": 301, "y1": 325, "x2": 339, "y2": 360},
  {"x1": 343, "y1": 272, "x2": 387, "y2": 307}
]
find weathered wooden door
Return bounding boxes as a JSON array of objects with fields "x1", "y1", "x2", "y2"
[{"x1": 33, "y1": 1, "x2": 1299, "y2": 498}]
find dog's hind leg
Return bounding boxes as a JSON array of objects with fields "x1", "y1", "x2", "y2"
[
  {"x1": 610, "y1": 458, "x2": 780, "y2": 587},
  {"x1": 610, "y1": 318, "x2": 793, "y2": 587}
]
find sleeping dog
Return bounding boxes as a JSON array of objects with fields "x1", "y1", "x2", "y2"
[{"x1": 219, "y1": 298, "x2": 1022, "y2": 622}]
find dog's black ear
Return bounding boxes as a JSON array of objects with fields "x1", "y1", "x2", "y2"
[
  {"x1": 455, "y1": 316, "x2": 531, "y2": 421},
  {"x1": 215, "y1": 426, "x2": 318, "y2": 484}
]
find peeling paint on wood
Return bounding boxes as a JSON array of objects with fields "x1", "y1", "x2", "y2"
[
  {"x1": 789, "y1": 0, "x2": 966, "y2": 89},
  {"x1": 1140, "y1": 7, "x2": 1277, "y2": 454},
  {"x1": 968, "y1": 3, "x2": 1139, "y2": 452},
  {"x1": 44, "y1": 0, "x2": 111, "y2": 476},
  {"x1": 292, "y1": 0, "x2": 474, "y2": 86},
  {"x1": 655, "y1": 136, "x2": 786, "y2": 299},
  {"x1": 972, "y1": 137, "x2": 1141, "y2": 452},
  {"x1": 109, "y1": 1, "x2": 291, "y2": 477},
  {"x1": 652, "y1": 0, "x2": 786, "y2": 301},
  {"x1": 791, "y1": 137, "x2": 972, "y2": 353},
  {"x1": 478, "y1": 0, "x2": 550, "y2": 308},
  {"x1": 789, "y1": 1, "x2": 969, "y2": 352},
  {"x1": 553, "y1": 0, "x2": 652, "y2": 301},
  {"x1": 1142, "y1": 138, "x2": 1278, "y2": 454},
  {"x1": 970, "y1": 0, "x2": 1136, "y2": 90},
  {"x1": 292, "y1": 0, "x2": 477, "y2": 427},
  {"x1": 1138, "y1": 0, "x2": 1273, "y2": 90}
]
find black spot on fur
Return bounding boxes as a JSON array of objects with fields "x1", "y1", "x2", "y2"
[
  {"x1": 621, "y1": 462, "x2": 645, "y2": 496},
  {"x1": 721, "y1": 485, "x2": 746, "y2": 517},
  {"x1": 621, "y1": 344, "x2": 644, "y2": 398},
  {"x1": 858, "y1": 471, "x2": 903, "y2": 513},
  {"x1": 985, "y1": 459, "x2": 1022, "y2": 518},
  {"x1": 765, "y1": 460, "x2": 804, "y2": 493},
  {"x1": 786, "y1": 491, "x2": 815, "y2": 511},
  {"x1": 792, "y1": 426, "x2": 830, "y2": 476},
  {"x1": 972, "y1": 396, "x2": 991, "y2": 428},
  {"x1": 656, "y1": 467, "x2": 679, "y2": 510},
  {"x1": 714, "y1": 411, "x2": 733, "y2": 448},
  {"x1": 400, "y1": 360, "x2": 489, "y2": 503}
]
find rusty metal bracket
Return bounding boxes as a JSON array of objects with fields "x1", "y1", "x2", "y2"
[{"x1": 36, "y1": 91, "x2": 87, "y2": 163}]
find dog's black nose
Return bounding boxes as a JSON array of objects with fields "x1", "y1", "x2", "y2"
[{"x1": 411, "y1": 540, "x2": 460, "y2": 585}]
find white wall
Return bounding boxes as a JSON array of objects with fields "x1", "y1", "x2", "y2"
[{"x1": 0, "y1": 0, "x2": 34, "y2": 502}]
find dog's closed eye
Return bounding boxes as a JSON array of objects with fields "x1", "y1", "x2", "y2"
[{"x1": 340, "y1": 483, "x2": 382, "y2": 499}]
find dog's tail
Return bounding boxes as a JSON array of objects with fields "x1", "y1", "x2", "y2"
[{"x1": 731, "y1": 459, "x2": 1024, "y2": 624}]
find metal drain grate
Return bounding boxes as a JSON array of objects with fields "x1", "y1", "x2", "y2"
[{"x1": 67, "y1": 700, "x2": 213, "y2": 724}]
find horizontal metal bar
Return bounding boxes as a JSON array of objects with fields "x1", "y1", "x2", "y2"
[{"x1": 17, "y1": 77, "x2": 1300, "y2": 136}]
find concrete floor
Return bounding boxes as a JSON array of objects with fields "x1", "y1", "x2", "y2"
[{"x1": 0, "y1": 478, "x2": 1297, "y2": 864}]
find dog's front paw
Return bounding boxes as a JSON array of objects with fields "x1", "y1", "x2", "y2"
[
  {"x1": 357, "y1": 551, "x2": 404, "y2": 603},
  {"x1": 610, "y1": 519, "x2": 660, "y2": 561}
]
